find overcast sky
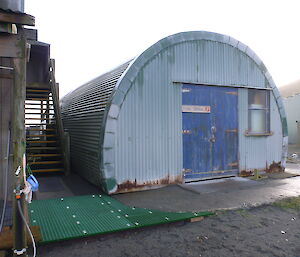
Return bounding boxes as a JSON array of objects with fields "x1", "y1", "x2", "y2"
[{"x1": 25, "y1": 0, "x2": 300, "y2": 97}]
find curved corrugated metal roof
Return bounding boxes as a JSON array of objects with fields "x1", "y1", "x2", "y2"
[
  {"x1": 61, "y1": 61, "x2": 131, "y2": 188},
  {"x1": 279, "y1": 79, "x2": 300, "y2": 98}
]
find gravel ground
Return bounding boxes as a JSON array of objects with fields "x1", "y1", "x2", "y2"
[{"x1": 33, "y1": 202, "x2": 300, "y2": 257}]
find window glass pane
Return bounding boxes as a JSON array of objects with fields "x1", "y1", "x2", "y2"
[
  {"x1": 248, "y1": 89, "x2": 270, "y2": 134},
  {"x1": 249, "y1": 109, "x2": 267, "y2": 133},
  {"x1": 248, "y1": 90, "x2": 267, "y2": 108}
]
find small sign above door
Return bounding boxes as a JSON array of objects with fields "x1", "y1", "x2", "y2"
[{"x1": 182, "y1": 105, "x2": 211, "y2": 113}]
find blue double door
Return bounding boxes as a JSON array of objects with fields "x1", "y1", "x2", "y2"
[{"x1": 182, "y1": 84, "x2": 238, "y2": 181}]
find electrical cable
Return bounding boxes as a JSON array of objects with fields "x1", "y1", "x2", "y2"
[
  {"x1": 0, "y1": 128, "x2": 10, "y2": 233},
  {"x1": 17, "y1": 201, "x2": 36, "y2": 257}
]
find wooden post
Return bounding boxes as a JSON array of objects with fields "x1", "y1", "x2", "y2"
[{"x1": 11, "y1": 29, "x2": 27, "y2": 257}]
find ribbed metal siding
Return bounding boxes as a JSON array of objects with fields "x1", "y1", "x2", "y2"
[
  {"x1": 113, "y1": 40, "x2": 268, "y2": 188},
  {"x1": 283, "y1": 95, "x2": 300, "y2": 144},
  {"x1": 171, "y1": 41, "x2": 265, "y2": 87},
  {"x1": 115, "y1": 55, "x2": 182, "y2": 187},
  {"x1": 61, "y1": 62, "x2": 131, "y2": 187},
  {"x1": 238, "y1": 88, "x2": 282, "y2": 171}
]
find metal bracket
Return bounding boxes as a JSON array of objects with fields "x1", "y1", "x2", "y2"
[
  {"x1": 15, "y1": 166, "x2": 21, "y2": 176},
  {"x1": 13, "y1": 248, "x2": 26, "y2": 255}
]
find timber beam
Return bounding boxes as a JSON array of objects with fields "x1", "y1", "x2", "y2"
[{"x1": 0, "y1": 11, "x2": 35, "y2": 26}]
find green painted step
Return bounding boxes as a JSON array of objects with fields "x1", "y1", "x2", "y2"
[{"x1": 29, "y1": 195, "x2": 213, "y2": 243}]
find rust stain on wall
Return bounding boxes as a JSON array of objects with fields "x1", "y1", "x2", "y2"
[
  {"x1": 116, "y1": 174, "x2": 182, "y2": 193},
  {"x1": 239, "y1": 161, "x2": 284, "y2": 177},
  {"x1": 239, "y1": 170, "x2": 253, "y2": 177},
  {"x1": 266, "y1": 161, "x2": 284, "y2": 173}
]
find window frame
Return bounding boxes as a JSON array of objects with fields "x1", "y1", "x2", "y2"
[{"x1": 246, "y1": 89, "x2": 272, "y2": 136}]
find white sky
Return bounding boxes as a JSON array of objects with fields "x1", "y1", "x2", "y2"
[{"x1": 25, "y1": 0, "x2": 300, "y2": 97}]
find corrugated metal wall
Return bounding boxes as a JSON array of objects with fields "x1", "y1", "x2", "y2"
[
  {"x1": 283, "y1": 95, "x2": 300, "y2": 144},
  {"x1": 171, "y1": 40, "x2": 265, "y2": 87},
  {"x1": 238, "y1": 88, "x2": 282, "y2": 171},
  {"x1": 115, "y1": 56, "x2": 182, "y2": 191},
  {"x1": 61, "y1": 62, "x2": 131, "y2": 188}
]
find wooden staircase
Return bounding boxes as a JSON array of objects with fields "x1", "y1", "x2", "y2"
[{"x1": 25, "y1": 60, "x2": 66, "y2": 174}]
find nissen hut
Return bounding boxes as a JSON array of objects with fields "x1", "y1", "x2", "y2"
[{"x1": 61, "y1": 31, "x2": 288, "y2": 194}]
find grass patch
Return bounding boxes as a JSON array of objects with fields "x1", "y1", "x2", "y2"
[
  {"x1": 249, "y1": 175, "x2": 267, "y2": 181},
  {"x1": 273, "y1": 196, "x2": 300, "y2": 210},
  {"x1": 236, "y1": 209, "x2": 252, "y2": 218}
]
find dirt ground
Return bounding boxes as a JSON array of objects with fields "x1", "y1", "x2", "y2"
[{"x1": 32, "y1": 198, "x2": 300, "y2": 257}]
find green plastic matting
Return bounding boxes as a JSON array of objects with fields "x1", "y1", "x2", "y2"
[{"x1": 29, "y1": 195, "x2": 214, "y2": 243}]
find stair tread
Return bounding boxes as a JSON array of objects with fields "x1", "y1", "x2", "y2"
[
  {"x1": 25, "y1": 123, "x2": 56, "y2": 126},
  {"x1": 26, "y1": 89, "x2": 50, "y2": 93},
  {"x1": 26, "y1": 134, "x2": 57, "y2": 138},
  {"x1": 27, "y1": 154, "x2": 62, "y2": 157},
  {"x1": 26, "y1": 96, "x2": 52, "y2": 99},
  {"x1": 26, "y1": 91, "x2": 51, "y2": 97},
  {"x1": 26, "y1": 98, "x2": 53, "y2": 101},
  {"x1": 32, "y1": 168, "x2": 64, "y2": 173},
  {"x1": 26, "y1": 127, "x2": 55, "y2": 131},
  {"x1": 26, "y1": 117, "x2": 54, "y2": 120},
  {"x1": 26, "y1": 140, "x2": 57, "y2": 143},
  {"x1": 25, "y1": 112, "x2": 54, "y2": 115},
  {"x1": 25, "y1": 102, "x2": 53, "y2": 105},
  {"x1": 27, "y1": 146, "x2": 60, "y2": 150},
  {"x1": 25, "y1": 104, "x2": 54, "y2": 111},
  {"x1": 29, "y1": 160, "x2": 62, "y2": 165}
]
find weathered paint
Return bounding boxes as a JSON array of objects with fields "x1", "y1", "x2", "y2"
[
  {"x1": 182, "y1": 84, "x2": 238, "y2": 181},
  {"x1": 238, "y1": 88, "x2": 283, "y2": 172},
  {"x1": 61, "y1": 31, "x2": 287, "y2": 194},
  {"x1": 113, "y1": 56, "x2": 182, "y2": 193},
  {"x1": 240, "y1": 161, "x2": 284, "y2": 176},
  {"x1": 116, "y1": 174, "x2": 182, "y2": 194},
  {"x1": 266, "y1": 161, "x2": 284, "y2": 173}
]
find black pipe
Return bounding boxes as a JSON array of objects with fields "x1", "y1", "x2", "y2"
[{"x1": 14, "y1": 187, "x2": 26, "y2": 256}]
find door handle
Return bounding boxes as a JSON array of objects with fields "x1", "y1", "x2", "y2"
[
  {"x1": 211, "y1": 126, "x2": 216, "y2": 134},
  {"x1": 209, "y1": 126, "x2": 216, "y2": 143}
]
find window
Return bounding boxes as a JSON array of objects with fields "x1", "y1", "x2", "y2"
[{"x1": 248, "y1": 89, "x2": 270, "y2": 134}]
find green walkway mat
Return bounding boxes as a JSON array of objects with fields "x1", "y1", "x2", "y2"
[{"x1": 29, "y1": 195, "x2": 213, "y2": 243}]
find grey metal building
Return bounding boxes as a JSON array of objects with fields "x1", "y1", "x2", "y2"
[
  {"x1": 279, "y1": 80, "x2": 300, "y2": 144},
  {"x1": 61, "y1": 31, "x2": 288, "y2": 194}
]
